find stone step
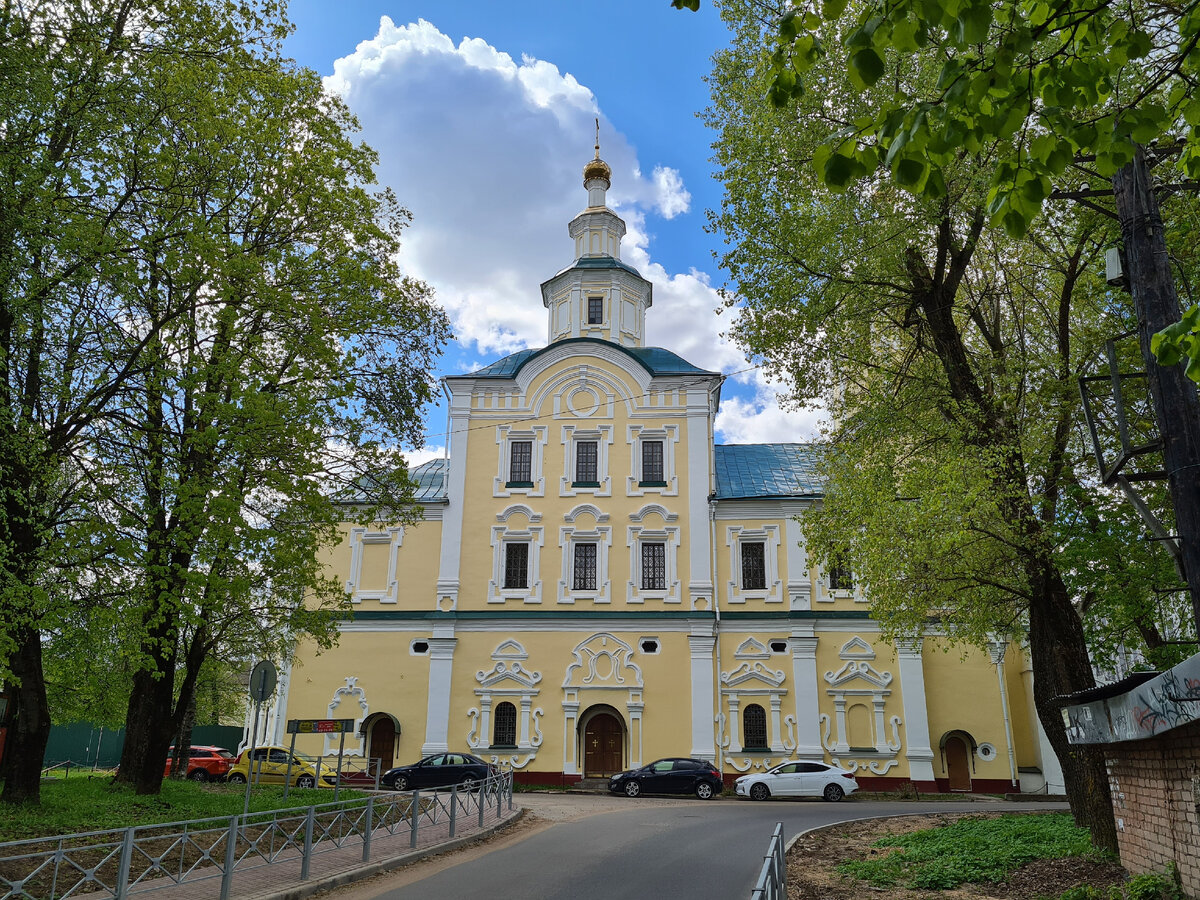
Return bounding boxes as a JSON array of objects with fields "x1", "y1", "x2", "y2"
[{"x1": 570, "y1": 777, "x2": 613, "y2": 792}]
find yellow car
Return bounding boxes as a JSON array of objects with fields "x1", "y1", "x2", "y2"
[{"x1": 226, "y1": 746, "x2": 328, "y2": 788}]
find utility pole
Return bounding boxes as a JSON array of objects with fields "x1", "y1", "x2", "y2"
[{"x1": 1112, "y1": 145, "x2": 1200, "y2": 634}]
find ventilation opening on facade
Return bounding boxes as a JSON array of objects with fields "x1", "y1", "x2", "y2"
[
  {"x1": 411, "y1": 640, "x2": 429, "y2": 655},
  {"x1": 770, "y1": 640, "x2": 788, "y2": 653},
  {"x1": 640, "y1": 639, "x2": 659, "y2": 654}
]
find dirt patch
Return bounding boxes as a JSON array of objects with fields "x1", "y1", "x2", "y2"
[{"x1": 787, "y1": 814, "x2": 1127, "y2": 900}]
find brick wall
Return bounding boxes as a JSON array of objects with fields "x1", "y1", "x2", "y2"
[{"x1": 1106, "y1": 717, "x2": 1200, "y2": 897}]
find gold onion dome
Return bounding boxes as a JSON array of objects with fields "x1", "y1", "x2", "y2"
[
  {"x1": 583, "y1": 153, "x2": 611, "y2": 184},
  {"x1": 584, "y1": 117, "x2": 611, "y2": 184}
]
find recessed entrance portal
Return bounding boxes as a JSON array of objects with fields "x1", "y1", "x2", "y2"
[
  {"x1": 365, "y1": 714, "x2": 397, "y2": 774},
  {"x1": 583, "y1": 711, "x2": 624, "y2": 777},
  {"x1": 944, "y1": 734, "x2": 972, "y2": 791}
]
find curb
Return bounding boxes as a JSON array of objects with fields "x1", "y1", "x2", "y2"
[{"x1": 250, "y1": 808, "x2": 527, "y2": 900}]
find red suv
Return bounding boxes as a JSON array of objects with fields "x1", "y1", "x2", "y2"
[{"x1": 163, "y1": 745, "x2": 236, "y2": 782}]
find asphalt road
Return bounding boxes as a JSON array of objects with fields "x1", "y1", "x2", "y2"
[{"x1": 329, "y1": 793, "x2": 1068, "y2": 900}]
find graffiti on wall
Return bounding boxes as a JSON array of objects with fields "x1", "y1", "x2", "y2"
[{"x1": 1063, "y1": 653, "x2": 1200, "y2": 745}]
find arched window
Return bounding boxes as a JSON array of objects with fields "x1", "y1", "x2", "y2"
[
  {"x1": 493, "y1": 701, "x2": 517, "y2": 747},
  {"x1": 743, "y1": 703, "x2": 768, "y2": 750},
  {"x1": 847, "y1": 703, "x2": 873, "y2": 751}
]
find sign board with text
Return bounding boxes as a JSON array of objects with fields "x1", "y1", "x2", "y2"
[{"x1": 286, "y1": 718, "x2": 356, "y2": 735}]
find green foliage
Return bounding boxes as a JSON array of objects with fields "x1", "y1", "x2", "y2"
[
  {"x1": 1124, "y1": 868, "x2": 1184, "y2": 900},
  {"x1": 838, "y1": 813, "x2": 1097, "y2": 889},
  {"x1": 0, "y1": 777, "x2": 364, "y2": 842}
]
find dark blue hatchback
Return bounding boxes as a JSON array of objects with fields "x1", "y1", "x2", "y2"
[{"x1": 608, "y1": 757, "x2": 723, "y2": 799}]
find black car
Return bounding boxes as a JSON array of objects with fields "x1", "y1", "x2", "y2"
[
  {"x1": 608, "y1": 757, "x2": 723, "y2": 799},
  {"x1": 381, "y1": 752, "x2": 497, "y2": 791}
]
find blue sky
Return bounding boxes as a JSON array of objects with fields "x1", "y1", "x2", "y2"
[{"x1": 284, "y1": 1, "x2": 822, "y2": 461}]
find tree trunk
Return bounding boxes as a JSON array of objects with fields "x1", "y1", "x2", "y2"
[
  {"x1": 0, "y1": 626, "x2": 52, "y2": 804},
  {"x1": 1026, "y1": 559, "x2": 1118, "y2": 853},
  {"x1": 1112, "y1": 147, "x2": 1200, "y2": 635}
]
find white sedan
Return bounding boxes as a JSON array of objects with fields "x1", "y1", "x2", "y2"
[{"x1": 734, "y1": 761, "x2": 858, "y2": 801}]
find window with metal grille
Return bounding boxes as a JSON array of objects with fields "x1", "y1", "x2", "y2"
[
  {"x1": 575, "y1": 440, "x2": 598, "y2": 484},
  {"x1": 503, "y1": 543, "x2": 528, "y2": 589},
  {"x1": 741, "y1": 541, "x2": 766, "y2": 590},
  {"x1": 573, "y1": 542, "x2": 597, "y2": 591},
  {"x1": 509, "y1": 441, "x2": 532, "y2": 485},
  {"x1": 829, "y1": 558, "x2": 854, "y2": 591},
  {"x1": 641, "y1": 542, "x2": 666, "y2": 590},
  {"x1": 743, "y1": 704, "x2": 768, "y2": 750},
  {"x1": 493, "y1": 701, "x2": 517, "y2": 747},
  {"x1": 587, "y1": 296, "x2": 603, "y2": 324},
  {"x1": 641, "y1": 440, "x2": 664, "y2": 484}
]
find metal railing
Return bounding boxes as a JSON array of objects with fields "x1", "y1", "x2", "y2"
[
  {"x1": 0, "y1": 771, "x2": 514, "y2": 900},
  {"x1": 749, "y1": 822, "x2": 785, "y2": 900}
]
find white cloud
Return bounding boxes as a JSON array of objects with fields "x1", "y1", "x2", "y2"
[
  {"x1": 715, "y1": 372, "x2": 826, "y2": 444},
  {"x1": 327, "y1": 17, "x2": 804, "y2": 444}
]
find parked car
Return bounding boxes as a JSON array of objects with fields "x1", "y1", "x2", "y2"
[
  {"x1": 608, "y1": 758, "x2": 723, "y2": 799},
  {"x1": 734, "y1": 761, "x2": 858, "y2": 801},
  {"x1": 163, "y1": 745, "x2": 235, "y2": 782},
  {"x1": 381, "y1": 753, "x2": 497, "y2": 791},
  {"x1": 226, "y1": 746, "x2": 330, "y2": 788}
]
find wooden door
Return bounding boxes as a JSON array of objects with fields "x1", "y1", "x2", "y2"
[
  {"x1": 945, "y1": 736, "x2": 972, "y2": 791},
  {"x1": 370, "y1": 719, "x2": 396, "y2": 775},
  {"x1": 583, "y1": 713, "x2": 623, "y2": 776}
]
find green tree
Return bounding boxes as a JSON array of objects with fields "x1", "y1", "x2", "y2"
[
  {"x1": 0, "y1": 0, "x2": 448, "y2": 802},
  {"x1": 699, "y1": 0, "x2": 1197, "y2": 849}
]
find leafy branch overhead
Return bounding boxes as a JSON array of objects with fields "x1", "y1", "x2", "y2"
[{"x1": 675, "y1": 0, "x2": 1200, "y2": 373}]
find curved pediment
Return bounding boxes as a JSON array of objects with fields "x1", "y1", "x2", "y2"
[
  {"x1": 476, "y1": 661, "x2": 542, "y2": 690},
  {"x1": 721, "y1": 661, "x2": 786, "y2": 688},
  {"x1": 825, "y1": 660, "x2": 893, "y2": 689},
  {"x1": 733, "y1": 637, "x2": 770, "y2": 660},
  {"x1": 838, "y1": 636, "x2": 875, "y2": 660},
  {"x1": 492, "y1": 639, "x2": 528, "y2": 660},
  {"x1": 563, "y1": 632, "x2": 643, "y2": 688}
]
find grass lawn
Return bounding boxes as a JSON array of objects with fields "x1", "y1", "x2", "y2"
[
  {"x1": 0, "y1": 777, "x2": 367, "y2": 843},
  {"x1": 838, "y1": 813, "x2": 1099, "y2": 890}
]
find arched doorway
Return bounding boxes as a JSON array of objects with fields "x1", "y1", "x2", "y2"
[
  {"x1": 582, "y1": 710, "x2": 624, "y2": 777},
  {"x1": 360, "y1": 712, "x2": 399, "y2": 777},
  {"x1": 944, "y1": 734, "x2": 972, "y2": 791}
]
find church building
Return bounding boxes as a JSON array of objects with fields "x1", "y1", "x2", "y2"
[{"x1": 273, "y1": 146, "x2": 1058, "y2": 794}]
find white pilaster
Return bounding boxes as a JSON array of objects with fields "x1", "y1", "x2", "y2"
[
  {"x1": 686, "y1": 393, "x2": 713, "y2": 607},
  {"x1": 726, "y1": 696, "x2": 742, "y2": 753},
  {"x1": 436, "y1": 389, "x2": 471, "y2": 611},
  {"x1": 895, "y1": 638, "x2": 936, "y2": 783},
  {"x1": 421, "y1": 627, "x2": 457, "y2": 754},
  {"x1": 789, "y1": 631, "x2": 823, "y2": 758},
  {"x1": 833, "y1": 696, "x2": 849, "y2": 753},
  {"x1": 562, "y1": 694, "x2": 580, "y2": 775},
  {"x1": 785, "y1": 516, "x2": 811, "y2": 609},
  {"x1": 688, "y1": 629, "x2": 717, "y2": 760},
  {"x1": 769, "y1": 695, "x2": 785, "y2": 753}
]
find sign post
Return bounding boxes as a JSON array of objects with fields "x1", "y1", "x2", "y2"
[{"x1": 242, "y1": 660, "x2": 278, "y2": 817}]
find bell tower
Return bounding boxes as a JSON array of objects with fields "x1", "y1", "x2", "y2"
[{"x1": 541, "y1": 122, "x2": 652, "y2": 348}]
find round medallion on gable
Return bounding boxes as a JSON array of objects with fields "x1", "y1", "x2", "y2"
[{"x1": 566, "y1": 386, "x2": 601, "y2": 417}]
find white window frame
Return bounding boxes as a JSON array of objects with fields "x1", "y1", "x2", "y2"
[
  {"x1": 627, "y1": 520, "x2": 681, "y2": 604},
  {"x1": 494, "y1": 425, "x2": 547, "y2": 498},
  {"x1": 344, "y1": 526, "x2": 405, "y2": 604},
  {"x1": 557, "y1": 507, "x2": 612, "y2": 604},
  {"x1": 560, "y1": 424, "x2": 612, "y2": 497},
  {"x1": 488, "y1": 506, "x2": 544, "y2": 604},
  {"x1": 725, "y1": 525, "x2": 782, "y2": 605},
  {"x1": 625, "y1": 424, "x2": 679, "y2": 497}
]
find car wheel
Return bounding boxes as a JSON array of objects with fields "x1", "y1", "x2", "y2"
[
  {"x1": 188, "y1": 769, "x2": 208, "y2": 782},
  {"x1": 228, "y1": 773, "x2": 247, "y2": 785},
  {"x1": 393, "y1": 775, "x2": 409, "y2": 792},
  {"x1": 459, "y1": 775, "x2": 477, "y2": 790},
  {"x1": 296, "y1": 774, "x2": 316, "y2": 789},
  {"x1": 823, "y1": 783, "x2": 845, "y2": 802},
  {"x1": 749, "y1": 782, "x2": 771, "y2": 801},
  {"x1": 624, "y1": 780, "x2": 641, "y2": 798},
  {"x1": 694, "y1": 782, "x2": 715, "y2": 800}
]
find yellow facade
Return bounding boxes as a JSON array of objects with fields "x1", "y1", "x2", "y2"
[{"x1": 277, "y1": 155, "x2": 1052, "y2": 793}]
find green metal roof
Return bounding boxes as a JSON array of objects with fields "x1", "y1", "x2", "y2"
[
  {"x1": 543, "y1": 255, "x2": 647, "y2": 283},
  {"x1": 713, "y1": 444, "x2": 824, "y2": 499},
  {"x1": 410, "y1": 458, "x2": 448, "y2": 503},
  {"x1": 454, "y1": 339, "x2": 718, "y2": 380}
]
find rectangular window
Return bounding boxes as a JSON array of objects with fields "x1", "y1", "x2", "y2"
[
  {"x1": 741, "y1": 542, "x2": 766, "y2": 590},
  {"x1": 829, "y1": 558, "x2": 854, "y2": 591},
  {"x1": 573, "y1": 543, "x2": 597, "y2": 591},
  {"x1": 641, "y1": 440, "x2": 664, "y2": 484},
  {"x1": 587, "y1": 296, "x2": 603, "y2": 324},
  {"x1": 503, "y1": 543, "x2": 529, "y2": 589},
  {"x1": 574, "y1": 440, "x2": 598, "y2": 484},
  {"x1": 641, "y1": 542, "x2": 666, "y2": 591},
  {"x1": 508, "y1": 440, "x2": 532, "y2": 485}
]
